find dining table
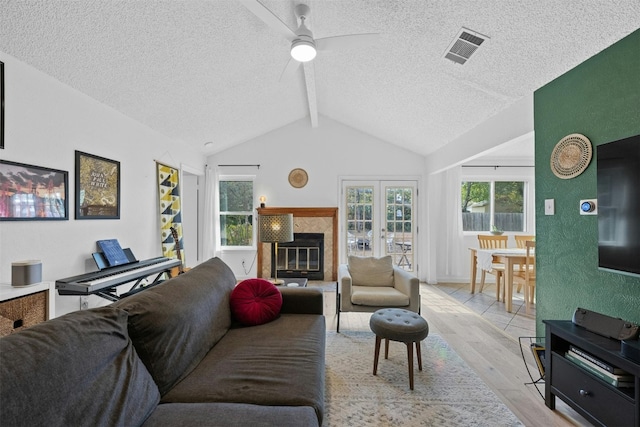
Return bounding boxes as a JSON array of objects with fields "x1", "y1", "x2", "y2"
[{"x1": 469, "y1": 247, "x2": 529, "y2": 313}]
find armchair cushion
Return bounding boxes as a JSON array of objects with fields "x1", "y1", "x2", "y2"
[
  {"x1": 347, "y1": 255, "x2": 394, "y2": 287},
  {"x1": 351, "y1": 286, "x2": 410, "y2": 307}
]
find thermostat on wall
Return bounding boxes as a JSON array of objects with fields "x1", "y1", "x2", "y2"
[{"x1": 579, "y1": 199, "x2": 597, "y2": 215}]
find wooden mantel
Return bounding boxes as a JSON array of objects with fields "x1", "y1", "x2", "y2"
[{"x1": 256, "y1": 207, "x2": 338, "y2": 281}]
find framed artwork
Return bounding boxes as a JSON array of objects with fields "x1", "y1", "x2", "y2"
[
  {"x1": 1, "y1": 60, "x2": 4, "y2": 149},
  {"x1": 156, "y1": 161, "x2": 186, "y2": 265},
  {"x1": 0, "y1": 159, "x2": 68, "y2": 220},
  {"x1": 75, "y1": 150, "x2": 120, "y2": 219}
]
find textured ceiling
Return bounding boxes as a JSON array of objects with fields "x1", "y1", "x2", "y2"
[{"x1": 1, "y1": 1, "x2": 638, "y2": 157}]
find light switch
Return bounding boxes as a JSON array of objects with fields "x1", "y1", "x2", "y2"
[{"x1": 545, "y1": 199, "x2": 555, "y2": 215}]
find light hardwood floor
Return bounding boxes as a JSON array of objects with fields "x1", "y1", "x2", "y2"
[{"x1": 318, "y1": 282, "x2": 591, "y2": 427}]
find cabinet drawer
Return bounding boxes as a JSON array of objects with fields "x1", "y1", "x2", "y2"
[
  {"x1": 552, "y1": 353, "x2": 635, "y2": 426},
  {"x1": 0, "y1": 291, "x2": 47, "y2": 337}
]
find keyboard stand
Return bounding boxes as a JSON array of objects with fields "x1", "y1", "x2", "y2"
[
  {"x1": 94, "y1": 270, "x2": 169, "y2": 302},
  {"x1": 56, "y1": 257, "x2": 180, "y2": 302}
]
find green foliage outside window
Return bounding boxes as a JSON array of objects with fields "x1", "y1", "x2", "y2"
[
  {"x1": 461, "y1": 181, "x2": 524, "y2": 232},
  {"x1": 219, "y1": 180, "x2": 254, "y2": 246},
  {"x1": 461, "y1": 182, "x2": 490, "y2": 212}
]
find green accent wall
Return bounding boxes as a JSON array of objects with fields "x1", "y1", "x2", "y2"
[{"x1": 534, "y1": 29, "x2": 640, "y2": 335}]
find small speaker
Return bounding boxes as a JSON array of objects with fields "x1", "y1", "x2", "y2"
[
  {"x1": 573, "y1": 307, "x2": 639, "y2": 340},
  {"x1": 11, "y1": 260, "x2": 42, "y2": 287}
]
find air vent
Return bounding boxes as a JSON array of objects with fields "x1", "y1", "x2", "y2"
[{"x1": 444, "y1": 28, "x2": 488, "y2": 65}]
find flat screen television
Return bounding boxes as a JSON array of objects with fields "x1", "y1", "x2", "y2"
[{"x1": 597, "y1": 134, "x2": 640, "y2": 277}]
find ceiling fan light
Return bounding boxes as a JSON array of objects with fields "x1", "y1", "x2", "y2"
[{"x1": 291, "y1": 39, "x2": 316, "y2": 62}]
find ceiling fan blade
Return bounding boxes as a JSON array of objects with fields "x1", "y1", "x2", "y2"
[
  {"x1": 237, "y1": 0, "x2": 296, "y2": 41},
  {"x1": 316, "y1": 33, "x2": 380, "y2": 51},
  {"x1": 279, "y1": 57, "x2": 301, "y2": 82}
]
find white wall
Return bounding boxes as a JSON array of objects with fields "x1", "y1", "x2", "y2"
[
  {"x1": 180, "y1": 171, "x2": 200, "y2": 266},
  {"x1": 430, "y1": 165, "x2": 536, "y2": 284},
  {"x1": 0, "y1": 52, "x2": 536, "y2": 317},
  {"x1": 209, "y1": 107, "x2": 535, "y2": 283},
  {"x1": 208, "y1": 116, "x2": 425, "y2": 280},
  {"x1": 424, "y1": 95, "x2": 534, "y2": 175},
  {"x1": 0, "y1": 53, "x2": 204, "y2": 316},
  {"x1": 423, "y1": 96, "x2": 535, "y2": 284}
]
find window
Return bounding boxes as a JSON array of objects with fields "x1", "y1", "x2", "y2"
[
  {"x1": 219, "y1": 178, "x2": 254, "y2": 247},
  {"x1": 461, "y1": 180, "x2": 525, "y2": 232}
]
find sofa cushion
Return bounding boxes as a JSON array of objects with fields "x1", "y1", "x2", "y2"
[
  {"x1": 113, "y1": 257, "x2": 236, "y2": 396},
  {"x1": 0, "y1": 306, "x2": 160, "y2": 427},
  {"x1": 161, "y1": 313, "x2": 326, "y2": 425},
  {"x1": 348, "y1": 255, "x2": 394, "y2": 286},
  {"x1": 230, "y1": 278, "x2": 283, "y2": 326},
  {"x1": 142, "y1": 402, "x2": 319, "y2": 427},
  {"x1": 279, "y1": 287, "x2": 324, "y2": 315}
]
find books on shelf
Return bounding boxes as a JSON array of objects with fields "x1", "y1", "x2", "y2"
[
  {"x1": 569, "y1": 345, "x2": 627, "y2": 374},
  {"x1": 565, "y1": 350, "x2": 634, "y2": 388}
]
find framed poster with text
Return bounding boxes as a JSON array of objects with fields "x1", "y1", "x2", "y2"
[{"x1": 75, "y1": 150, "x2": 120, "y2": 219}]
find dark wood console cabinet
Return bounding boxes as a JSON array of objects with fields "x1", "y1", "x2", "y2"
[{"x1": 544, "y1": 320, "x2": 640, "y2": 427}]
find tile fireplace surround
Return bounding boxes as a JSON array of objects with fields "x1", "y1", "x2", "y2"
[{"x1": 257, "y1": 207, "x2": 338, "y2": 281}]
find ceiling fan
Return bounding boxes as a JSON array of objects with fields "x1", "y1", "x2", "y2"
[{"x1": 238, "y1": 0, "x2": 380, "y2": 127}]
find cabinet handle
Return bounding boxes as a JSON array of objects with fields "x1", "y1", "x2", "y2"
[{"x1": 579, "y1": 389, "x2": 590, "y2": 397}]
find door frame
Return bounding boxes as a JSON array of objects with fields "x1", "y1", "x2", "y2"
[{"x1": 339, "y1": 176, "x2": 420, "y2": 273}]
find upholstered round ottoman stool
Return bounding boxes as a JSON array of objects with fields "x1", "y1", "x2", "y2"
[{"x1": 369, "y1": 308, "x2": 429, "y2": 390}]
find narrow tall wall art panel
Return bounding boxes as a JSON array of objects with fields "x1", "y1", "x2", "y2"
[{"x1": 156, "y1": 162, "x2": 185, "y2": 266}]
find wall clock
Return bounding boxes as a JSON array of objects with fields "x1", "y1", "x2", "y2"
[
  {"x1": 288, "y1": 168, "x2": 308, "y2": 188},
  {"x1": 550, "y1": 133, "x2": 592, "y2": 179}
]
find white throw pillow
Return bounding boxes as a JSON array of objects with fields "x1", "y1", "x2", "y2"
[{"x1": 348, "y1": 255, "x2": 394, "y2": 287}]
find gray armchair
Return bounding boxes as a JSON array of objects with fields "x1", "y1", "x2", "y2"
[{"x1": 336, "y1": 255, "x2": 420, "y2": 332}]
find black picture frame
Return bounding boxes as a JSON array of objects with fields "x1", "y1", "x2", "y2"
[
  {"x1": 0, "y1": 159, "x2": 69, "y2": 220},
  {"x1": 1, "y1": 60, "x2": 4, "y2": 149},
  {"x1": 75, "y1": 150, "x2": 121, "y2": 219}
]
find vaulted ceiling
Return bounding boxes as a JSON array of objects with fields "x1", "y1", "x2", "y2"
[{"x1": 1, "y1": 1, "x2": 638, "y2": 157}]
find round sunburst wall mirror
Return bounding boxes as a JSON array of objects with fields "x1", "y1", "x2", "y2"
[{"x1": 550, "y1": 133, "x2": 593, "y2": 179}]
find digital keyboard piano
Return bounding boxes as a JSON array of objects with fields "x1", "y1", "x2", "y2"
[{"x1": 56, "y1": 257, "x2": 181, "y2": 301}]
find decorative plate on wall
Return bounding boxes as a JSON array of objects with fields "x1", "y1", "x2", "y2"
[
  {"x1": 288, "y1": 168, "x2": 308, "y2": 188},
  {"x1": 550, "y1": 133, "x2": 593, "y2": 179}
]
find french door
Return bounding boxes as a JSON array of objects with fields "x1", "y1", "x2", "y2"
[{"x1": 341, "y1": 180, "x2": 417, "y2": 272}]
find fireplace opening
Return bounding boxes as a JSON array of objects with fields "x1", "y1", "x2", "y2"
[{"x1": 271, "y1": 233, "x2": 324, "y2": 280}]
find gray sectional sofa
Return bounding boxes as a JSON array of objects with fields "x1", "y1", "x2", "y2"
[{"x1": 0, "y1": 257, "x2": 326, "y2": 427}]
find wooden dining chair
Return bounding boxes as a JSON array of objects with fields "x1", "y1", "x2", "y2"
[
  {"x1": 512, "y1": 240, "x2": 536, "y2": 314},
  {"x1": 477, "y1": 234, "x2": 508, "y2": 300},
  {"x1": 512, "y1": 235, "x2": 535, "y2": 292},
  {"x1": 514, "y1": 235, "x2": 535, "y2": 249}
]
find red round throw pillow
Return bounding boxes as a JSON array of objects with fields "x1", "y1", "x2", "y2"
[{"x1": 230, "y1": 278, "x2": 283, "y2": 326}]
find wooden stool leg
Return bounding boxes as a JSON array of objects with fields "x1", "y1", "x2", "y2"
[
  {"x1": 373, "y1": 335, "x2": 381, "y2": 375},
  {"x1": 384, "y1": 338, "x2": 389, "y2": 359},
  {"x1": 416, "y1": 341, "x2": 423, "y2": 371},
  {"x1": 406, "y1": 342, "x2": 414, "y2": 390}
]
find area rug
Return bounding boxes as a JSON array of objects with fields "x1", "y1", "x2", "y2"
[{"x1": 324, "y1": 331, "x2": 524, "y2": 427}]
